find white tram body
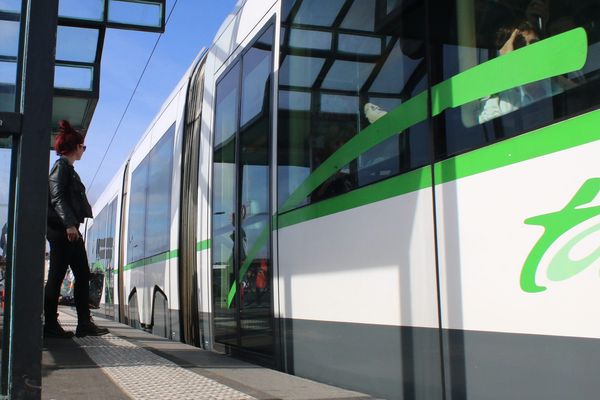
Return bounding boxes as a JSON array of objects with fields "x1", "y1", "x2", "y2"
[{"x1": 86, "y1": 0, "x2": 600, "y2": 398}]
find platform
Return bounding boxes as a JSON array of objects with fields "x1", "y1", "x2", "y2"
[{"x1": 42, "y1": 307, "x2": 373, "y2": 400}]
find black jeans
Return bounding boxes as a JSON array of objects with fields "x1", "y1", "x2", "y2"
[{"x1": 45, "y1": 234, "x2": 90, "y2": 323}]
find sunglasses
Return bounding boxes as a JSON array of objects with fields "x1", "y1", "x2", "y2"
[{"x1": 80, "y1": 144, "x2": 87, "y2": 151}]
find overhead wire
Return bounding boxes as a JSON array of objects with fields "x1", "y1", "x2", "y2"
[{"x1": 88, "y1": 0, "x2": 179, "y2": 193}]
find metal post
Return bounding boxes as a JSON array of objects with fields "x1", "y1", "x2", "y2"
[{"x1": 5, "y1": 0, "x2": 58, "y2": 398}]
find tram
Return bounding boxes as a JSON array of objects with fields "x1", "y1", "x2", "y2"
[{"x1": 84, "y1": 0, "x2": 600, "y2": 398}]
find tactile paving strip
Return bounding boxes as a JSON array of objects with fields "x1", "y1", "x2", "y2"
[{"x1": 68, "y1": 329, "x2": 255, "y2": 400}]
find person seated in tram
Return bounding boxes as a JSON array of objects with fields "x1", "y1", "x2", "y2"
[
  {"x1": 477, "y1": 0, "x2": 591, "y2": 125},
  {"x1": 477, "y1": 20, "x2": 553, "y2": 124}
]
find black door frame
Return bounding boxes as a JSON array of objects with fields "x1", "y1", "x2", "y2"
[{"x1": 211, "y1": 20, "x2": 277, "y2": 366}]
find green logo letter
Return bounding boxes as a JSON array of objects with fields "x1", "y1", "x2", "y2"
[{"x1": 521, "y1": 178, "x2": 600, "y2": 292}]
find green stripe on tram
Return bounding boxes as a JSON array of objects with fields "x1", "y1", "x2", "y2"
[
  {"x1": 121, "y1": 249, "x2": 178, "y2": 272},
  {"x1": 119, "y1": 240, "x2": 211, "y2": 273},
  {"x1": 278, "y1": 167, "x2": 432, "y2": 229},
  {"x1": 434, "y1": 109, "x2": 600, "y2": 183},
  {"x1": 114, "y1": 239, "x2": 210, "y2": 274},
  {"x1": 197, "y1": 239, "x2": 211, "y2": 251},
  {"x1": 121, "y1": 258, "x2": 145, "y2": 273}
]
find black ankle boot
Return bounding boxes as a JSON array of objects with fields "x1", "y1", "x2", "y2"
[
  {"x1": 44, "y1": 315, "x2": 74, "y2": 338},
  {"x1": 76, "y1": 317, "x2": 109, "y2": 337}
]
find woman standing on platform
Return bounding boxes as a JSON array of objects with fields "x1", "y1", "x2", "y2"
[{"x1": 44, "y1": 120, "x2": 109, "y2": 338}]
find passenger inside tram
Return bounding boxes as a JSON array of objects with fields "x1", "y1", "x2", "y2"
[
  {"x1": 477, "y1": 20, "x2": 551, "y2": 124},
  {"x1": 475, "y1": 0, "x2": 598, "y2": 125}
]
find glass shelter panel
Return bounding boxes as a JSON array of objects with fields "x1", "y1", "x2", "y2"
[
  {"x1": 54, "y1": 65, "x2": 93, "y2": 91},
  {"x1": 56, "y1": 26, "x2": 99, "y2": 63},
  {"x1": 51, "y1": 97, "x2": 91, "y2": 129},
  {"x1": 0, "y1": 15, "x2": 20, "y2": 112},
  {"x1": 0, "y1": 63, "x2": 16, "y2": 86},
  {"x1": 107, "y1": 0, "x2": 163, "y2": 29},
  {"x1": 0, "y1": 0, "x2": 20, "y2": 13},
  {"x1": 58, "y1": 0, "x2": 104, "y2": 21},
  {"x1": 278, "y1": 0, "x2": 430, "y2": 208},
  {"x1": 0, "y1": 20, "x2": 19, "y2": 57}
]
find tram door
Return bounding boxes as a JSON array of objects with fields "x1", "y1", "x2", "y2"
[{"x1": 212, "y1": 26, "x2": 274, "y2": 358}]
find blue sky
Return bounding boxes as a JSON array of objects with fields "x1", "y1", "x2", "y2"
[{"x1": 73, "y1": 0, "x2": 238, "y2": 202}]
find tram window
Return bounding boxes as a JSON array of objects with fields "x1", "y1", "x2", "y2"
[
  {"x1": 340, "y1": 0, "x2": 376, "y2": 32},
  {"x1": 127, "y1": 158, "x2": 148, "y2": 263},
  {"x1": 241, "y1": 26, "x2": 274, "y2": 127},
  {"x1": 279, "y1": 55, "x2": 325, "y2": 88},
  {"x1": 321, "y1": 61, "x2": 376, "y2": 90},
  {"x1": 104, "y1": 198, "x2": 118, "y2": 308},
  {"x1": 293, "y1": 0, "x2": 346, "y2": 27},
  {"x1": 279, "y1": 90, "x2": 310, "y2": 111},
  {"x1": 215, "y1": 64, "x2": 240, "y2": 149},
  {"x1": 88, "y1": 207, "x2": 106, "y2": 269},
  {"x1": 126, "y1": 125, "x2": 174, "y2": 263},
  {"x1": 88, "y1": 198, "x2": 118, "y2": 307},
  {"x1": 144, "y1": 125, "x2": 174, "y2": 258},
  {"x1": 435, "y1": 0, "x2": 600, "y2": 159},
  {"x1": 289, "y1": 29, "x2": 332, "y2": 51},
  {"x1": 86, "y1": 216, "x2": 97, "y2": 268},
  {"x1": 278, "y1": 0, "x2": 429, "y2": 209},
  {"x1": 86, "y1": 198, "x2": 116, "y2": 310},
  {"x1": 338, "y1": 34, "x2": 381, "y2": 56},
  {"x1": 212, "y1": 63, "x2": 240, "y2": 282}
]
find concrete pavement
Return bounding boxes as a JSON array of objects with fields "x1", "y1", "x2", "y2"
[{"x1": 42, "y1": 308, "x2": 374, "y2": 400}]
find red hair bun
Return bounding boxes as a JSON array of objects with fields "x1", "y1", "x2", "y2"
[{"x1": 54, "y1": 120, "x2": 84, "y2": 155}]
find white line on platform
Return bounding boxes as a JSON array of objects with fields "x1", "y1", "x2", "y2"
[{"x1": 60, "y1": 314, "x2": 255, "y2": 400}]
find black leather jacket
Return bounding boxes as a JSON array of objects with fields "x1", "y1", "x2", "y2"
[{"x1": 47, "y1": 157, "x2": 93, "y2": 230}]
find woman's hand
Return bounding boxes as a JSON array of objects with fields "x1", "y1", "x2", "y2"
[
  {"x1": 66, "y1": 226, "x2": 80, "y2": 242},
  {"x1": 499, "y1": 29, "x2": 519, "y2": 55}
]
